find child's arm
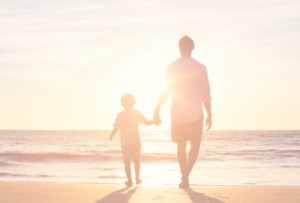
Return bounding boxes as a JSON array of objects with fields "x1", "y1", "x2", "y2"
[
  {"x1": 143, "y1": 120, "x2": 155, "y2": 126},
  {"x1": 110, "y1": 127, "x2": 119, "y2": 141}
]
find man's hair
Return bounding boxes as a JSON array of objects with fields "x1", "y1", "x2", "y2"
[
  {"x1": 179, "y1": 35, "x2": 194, "y2": 53},
  {"x1": 121, "y1": 93, "x2": 135, "y2": 107}
]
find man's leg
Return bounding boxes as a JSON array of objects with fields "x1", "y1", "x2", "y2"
[
  {"x1": 183, "y1": 141, "x2": 201, "y2": 179},
  {"x1": 177, "y1": 142, "x2": 187, "y2": 176},
  {"x1": 134, "y1": 161, "x2": 140, "y2": 180}
]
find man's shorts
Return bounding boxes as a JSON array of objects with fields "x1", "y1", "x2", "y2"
[
  {"x1": 171, "y1": 115, "x2": 204, "y2": 143},
  {"x1": 121, "y1": 143, "x2": 141, "y2": 164}
]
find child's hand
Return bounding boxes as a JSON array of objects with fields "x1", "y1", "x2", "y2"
[
  {"x1": 110, "y1": 127, "x2": 118, "y2": 141},
  {"x1": 153, "y1": 114, "x2": 162, "y2": 125}
]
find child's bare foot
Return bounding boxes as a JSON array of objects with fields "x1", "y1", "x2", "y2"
[
  {"x1": 136, "y1": 179, "x2": 143, "y2": 185},
  {"x1": 125, "y1": 181, "x2": 133, "y2": 187}
]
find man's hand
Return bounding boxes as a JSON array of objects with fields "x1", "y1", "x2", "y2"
[
  {"x1": 205, "y1": 115, "x2": 212, "y2": 131},
  {"x1": 110, "y1": 135, "x2": 113, "y2": 141},
  {"x1": 153, "y1": 114, "x2": 162, "y2": 126},
  {"x1": 203, "y1": 102, "x2": 212, "y2": 131}
]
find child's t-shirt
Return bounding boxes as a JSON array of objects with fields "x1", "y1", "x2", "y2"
[{"x1": 113, "y1": 109, "x2": 147, "y2": 146}]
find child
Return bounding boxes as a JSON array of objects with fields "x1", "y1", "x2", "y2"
[{"x1": 110, "y1": 93, "x2": 155, "y2": 187}]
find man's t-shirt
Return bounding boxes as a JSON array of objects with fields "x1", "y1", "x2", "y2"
[
  {"x1": 113, "y1": 109, "x2": 147, "y2": 146},
  {"x1": 158, "y1": 57, "x2": 212, "y2": 124}
]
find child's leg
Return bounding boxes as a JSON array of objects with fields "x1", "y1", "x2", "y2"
[
  {"x1": 133, "y1": 160, "x2": 142, "y2": 184},
  {"x1": 122, "y1": 146, "x2": 133, "y2": 186},
  {"x1": 132, "y1": 144, "x2": 143, "y2": 184},
  {"x1": 124, "y1": 163, "x2": 132, "y2": 183}
]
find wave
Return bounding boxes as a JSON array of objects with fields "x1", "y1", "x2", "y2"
[
  {"x1": 0, "y1": 172, "x2": 50, "y2": 178},
  {"x1": 0, "y1": 161, "x2": 19, "y2": 166},
  {"x1": 102, "y1": 149, "x2": 175, "y2": 157},
  {"x1": 0, "y1": 148, "x2": 299, "y2": 164},
  {"x1": 213, "y1": 149, "x2": 300, "y2": 156},
  {"x1": 0, "y1": 152, "x2": 118, "y2": 163},
  {"x1": 97, "y1": 176, "x2": 123, "y2": 179},
  {"x1": 0, "y1": 151, "x2": 177, "y2": 163},
  {"x1": 91, "y1": 167, "x2": 123, "y2": 170}
]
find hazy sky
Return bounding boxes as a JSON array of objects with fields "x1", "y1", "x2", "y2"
[{"x1": 0, "y1": 0, "x2": 299, "y2": 130}]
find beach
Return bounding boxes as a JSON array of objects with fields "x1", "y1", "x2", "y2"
[
  {"x1": 1, "y1": 0, "x2": 299, "y2": 202},
  {"x1": 0, "y1": 182, "x2": 299, "y2": 203}
]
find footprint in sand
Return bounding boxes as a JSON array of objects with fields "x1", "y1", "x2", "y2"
[{"x1": 152, "y1": 195, "x2": 163, "y2": 201}]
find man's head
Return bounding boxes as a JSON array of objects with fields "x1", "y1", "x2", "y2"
[
  {"x1": 179, "y1": 35, "x2": 194, "y2": 57},
  {"x1": 121, "y1": 93, "x2": 135, "y2": 109}
]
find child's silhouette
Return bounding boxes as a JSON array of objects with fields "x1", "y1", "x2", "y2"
[{"x1": 110, "y1": 93, "x2": 155, "y2": 187}]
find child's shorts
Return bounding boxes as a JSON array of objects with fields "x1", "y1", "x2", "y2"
[{"x1": 121, "y1": 143, "x2": 141, "y2": 164}]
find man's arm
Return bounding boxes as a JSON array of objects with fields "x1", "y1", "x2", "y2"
[
  {"x1": 200, "y1": 66, "x2": 212, "y2": 131},
  {"x1": 153, "y1": 66, "x2": 171, "y2": 125},
  {"x1": 203, "y1": 102, "x2": 212, "y2": 131},
  {"x1": 153, "y1": 85, "x2": 171, "y2": 125},
  {"x1": 110, "y1": 127, "x2": 119, "y2": 141},
  {"x1": 153, "y1": 98, "x2": 165, "y2": 125}
]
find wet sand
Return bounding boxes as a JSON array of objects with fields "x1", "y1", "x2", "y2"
[{"x1": 0, "y1": 182, "x2": 299, "y2": 203}]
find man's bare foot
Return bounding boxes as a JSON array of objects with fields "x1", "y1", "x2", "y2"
[
  {"x1": 136, "y1": 179, "x2": 143, "y2": 185},
  {"x1": 125, "y1": 181, "x2": 133, "y2": 187},
  {"x1": 179, "y1": 177, "x2": 189, "y2": 188}
]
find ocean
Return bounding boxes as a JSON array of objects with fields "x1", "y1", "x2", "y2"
[{"x1": 0, "y1": 130, "x2": 299, "y2": 186}]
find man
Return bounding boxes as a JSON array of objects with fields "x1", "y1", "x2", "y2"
[{"x1": 153, "y1": 35, "x2": 212, "y2": 188}]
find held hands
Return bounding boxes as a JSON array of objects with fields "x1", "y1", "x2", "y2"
[
  {"x1": 153, "y1": 114, "x2": 162, "y2": 126},
  {"x1": 205, "y1": 115, "x2": 212, "y2": 131}
]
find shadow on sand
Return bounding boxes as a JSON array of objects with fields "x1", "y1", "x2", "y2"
[
  {"x1": 94, "y1": 187, "x2": 137, "y2": 203},
  {"x1": 94, "y1": 186, "x2": 224, "y2": 203},
  {"x1": 183, "y1": 187, "x2": 226, "y2": 203}
]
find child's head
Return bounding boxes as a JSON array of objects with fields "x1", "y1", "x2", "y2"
[{"x1": 121, "y1": 93, "x2": 135, "y2": 109}]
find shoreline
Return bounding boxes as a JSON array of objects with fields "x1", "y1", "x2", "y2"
[
  {"x1": 1, "y1": 181, "x2": 300, "y2": 188},
  {"x1": 0, "y1": 182, "x2": 300, "y2": 203}
]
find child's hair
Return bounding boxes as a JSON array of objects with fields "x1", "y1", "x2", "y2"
[{"x1": 121, "y1": 93, "x2": 135, "y2": 107}]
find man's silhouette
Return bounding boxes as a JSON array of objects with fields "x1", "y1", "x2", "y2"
[{"x1": 153, "y1": 35, "x2": 212, "y2": 188}]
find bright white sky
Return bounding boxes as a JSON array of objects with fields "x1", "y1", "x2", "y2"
[{"x1": 0, "y1": 0, "x2": 299, "y2": 130}]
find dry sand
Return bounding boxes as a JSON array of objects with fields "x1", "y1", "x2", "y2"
[{"x1": 0, "y1": 182, "x2": 299, "y2": 203}]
